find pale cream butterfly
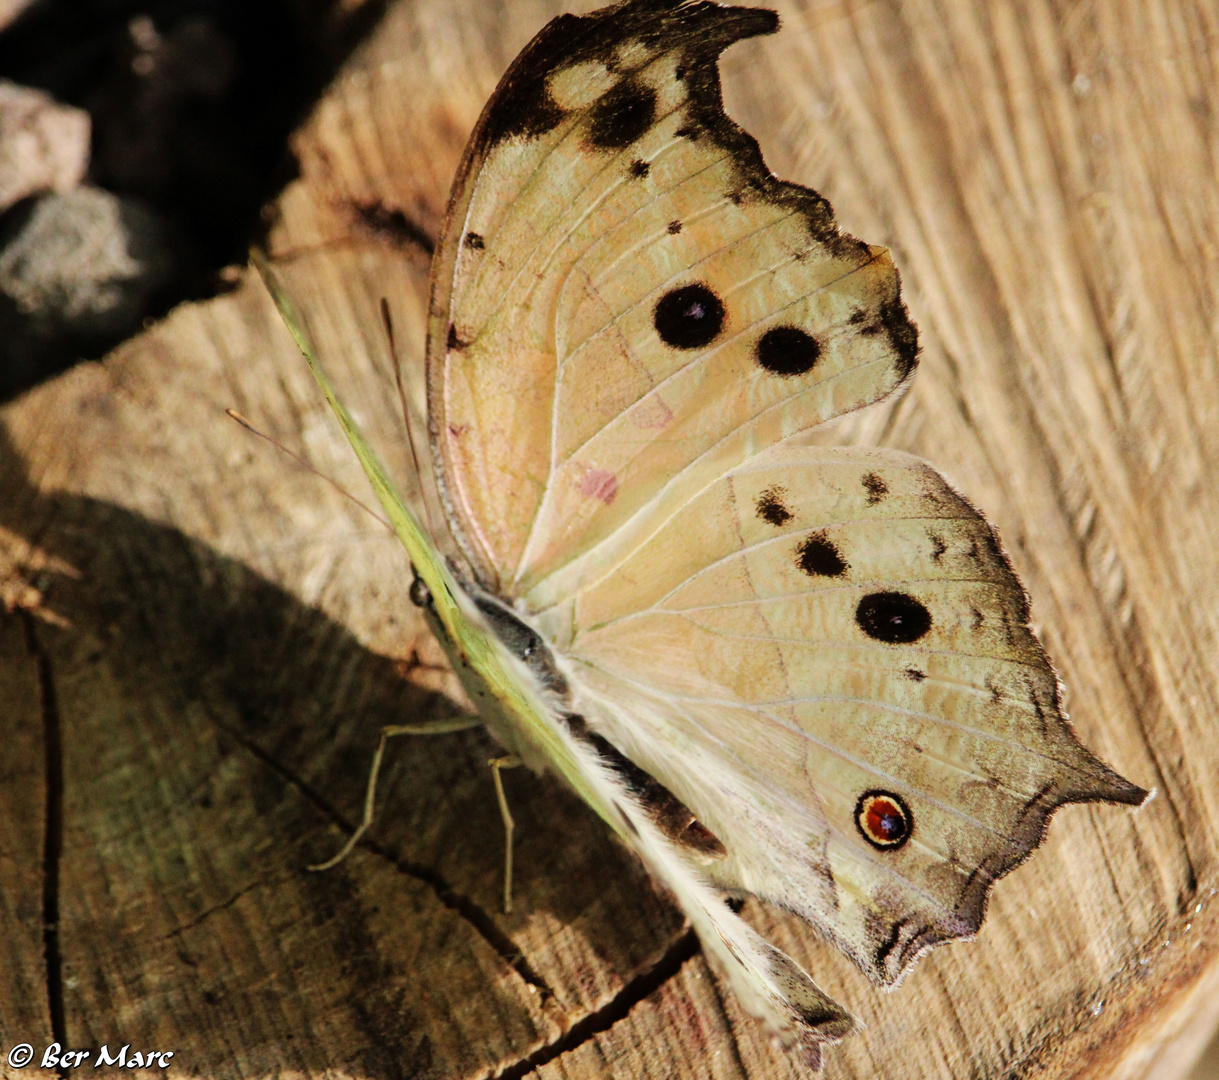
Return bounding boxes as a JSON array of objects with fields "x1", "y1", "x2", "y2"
[{"x1": 258, "y1": 0, "x2": 1147, "y2": 1063}]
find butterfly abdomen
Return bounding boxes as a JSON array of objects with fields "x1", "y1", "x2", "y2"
[{"x1": 563, "y1": 713, "x2": 727, "y2": 860}]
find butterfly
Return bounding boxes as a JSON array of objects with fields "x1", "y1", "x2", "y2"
[{"x1": 258, "y1": 0, "x2": 1147, "y2": 1064}]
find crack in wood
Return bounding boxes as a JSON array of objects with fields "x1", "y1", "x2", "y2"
[
  {"x1": 161, "y1": 876, "x2": 283, "y2": 941},
  {"x1": 494, "y1": 929, "x2": 700, "y2": 1080},
  {"x1": 204, "y1": 712, "x2": 555, "y2": 999},
  {"x1": 23, "y1": 611, "x2": 69, "y2": 1079}
]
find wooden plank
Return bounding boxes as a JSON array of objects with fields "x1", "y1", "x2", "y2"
[{"x1": 1, "y1": 0, "x2": 1215, "y2": 1076}]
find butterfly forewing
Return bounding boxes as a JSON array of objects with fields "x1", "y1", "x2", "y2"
[{"x1": 428, "y1": 0, "x2": 916, "y2": 598}]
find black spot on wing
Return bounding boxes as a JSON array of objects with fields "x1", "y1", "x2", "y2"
[
  {"x1": 857, "y1": 592, "x2": 931, "y2": 643},
  {"x1": 464, "y1": 231, "x2": 485, "y2": 250},
  {"x1": 667, "y1": 219, "x2": 683, "y2": 234},
  {"x1": 929, "y1": 533, "x2": 947, "y2": 562},
  {"x1": 796, "y1": 532, "x2": 847, "y2": 577},
  {"x1": 904, "y1": 668, "x2": 926, "y2": 682},
  {"x1": 587, "y1": 77, "x2": 657, "y2": 149},
  {"x1": 755, "y1": 485, "x2": 793, "y2": 526},
  {"x1": 755, "y1": 325, "x2": 821, "y2": 377},
  {"x1": 654, "y1": 283, "x2": 725, "y2": 349},
  {"x1": 446, "y1": 324, "x2": 468, "y2": 351},
  {"x1": 629, "y1": 158, "x2": 651, "y2": 178}
]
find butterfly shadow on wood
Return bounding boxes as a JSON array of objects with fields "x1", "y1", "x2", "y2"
[{"x1": 0, "y1": 420, "x2": 697, "y2": 1079}]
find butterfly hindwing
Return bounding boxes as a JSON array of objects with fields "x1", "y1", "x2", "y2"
[
  {"x1": 542, "y1": 444, "x2": 1146, "y2": 984},
  {"x1": 428, "y1": 0, "x2": 917, "y2": 600}
]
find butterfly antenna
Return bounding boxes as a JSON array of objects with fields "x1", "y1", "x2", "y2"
[
  {"x1": 380, "y1": 298, "x2": 438, "y2": 540},
  {"x1": 226, "y1": 409, "x2": 391, "y2": 531}
]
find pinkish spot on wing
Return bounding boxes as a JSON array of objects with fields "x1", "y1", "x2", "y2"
[
  {"x1": 631, "y1": 395, "x2": 674, "y2": 429},
  {"x1": 579, "y1": 468, "x2": 619, "y2": 505},
  {"x1": 448, "y1": 423, "x2": 470, "y2": 438}
]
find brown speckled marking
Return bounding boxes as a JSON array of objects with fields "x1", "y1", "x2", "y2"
[
  {"x1": 862, "y1": 472, "x2": 888, "y2": 504},
  {"x1": 755, "y1": 485, "x2": 793, "y2": 526}
]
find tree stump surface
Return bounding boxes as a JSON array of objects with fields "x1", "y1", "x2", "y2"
[{"x1": 2, "y1": 1, "x2": 1217, "y2": 1077}]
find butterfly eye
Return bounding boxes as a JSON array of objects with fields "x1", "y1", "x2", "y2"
[
  {"x1": 755, "y1": 325, "x2": 821, "y2": 377},
  {"x1": 409, "y1": 576, "x2": 432, "y2": 608},
  {"x1": 855, "y1": 791, "x2": 912, "y2": 850},
  {"x1": 653, "y1": 283, "x2": 725, "y2": 348},
  {"x1": 856, "y1": 591, "x2": 932, "y2": 644}
]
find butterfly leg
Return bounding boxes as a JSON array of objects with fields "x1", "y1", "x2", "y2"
[
  {"x1": 309, "y1": 715, "x2": 481, "y2": 872},
  {"x1": 488, "y1": 755, "x2": 523, "y2": 914}
]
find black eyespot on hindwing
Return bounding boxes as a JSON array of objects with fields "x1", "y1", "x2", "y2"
[
  {"x1": 796, "y1": 532, "x2": 846, "y2": 577},
  {"x1": 587, "y1": 78, "x2": 657, "y2": 149},
  {"x1": 654, "y1": 283, "x2": 725, "y2": 349},
  {"x1": 856, "y1": 592, "x2": 931, "y2": 643},
  {"x1": 755, "y1": 326, "x2": 821, "y2": 377},
  {"x1": 855, "y1": 790, "x2": 912, "y2": 850},
  {"x1": 464, "y1": 232, "x2": 485, "y2": 250}
]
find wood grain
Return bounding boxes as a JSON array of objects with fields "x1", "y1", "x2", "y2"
[{"x1": 1, "y1": 0, "x2": 1215, "y2": 1076}]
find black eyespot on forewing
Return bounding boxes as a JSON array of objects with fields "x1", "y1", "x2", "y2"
[
  {"x1": 856, "y1": 591, "x2": 931, "y2": 643},
  {"x1": 796, "y1": 532, "x2": 846, "y2": 577},
  {"x1": 755, "y1": 485, "x2": 793, "y2": 526},
  {"x1": 855, "y1": 790, "x2": 912, "y2": 850},
  {"x1": 654, "y1": 283, "x2": 725, "y2": 349},
  {"x1": 755, "y1": 325, "x2": 821, "y2": 377},
  {"x1": 587, "y1": 78, "x2": 657, "y2": 149}
]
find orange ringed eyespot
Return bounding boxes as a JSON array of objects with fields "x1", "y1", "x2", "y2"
[{"x1": 855, "y1": 790, "x2": 912, "y2": 850}]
